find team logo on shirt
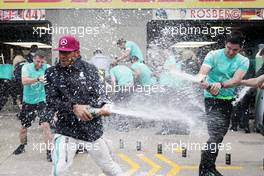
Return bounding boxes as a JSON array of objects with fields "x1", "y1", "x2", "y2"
[
  {"x1": 31, "y1": 82, "x2": 42, "y2": 91},
  {"x1": 80, "y1": 72, "x2": 84, "y2": 78},
  {"x1": 79, "y1": 72, "x2": 86, "y2": 84}
]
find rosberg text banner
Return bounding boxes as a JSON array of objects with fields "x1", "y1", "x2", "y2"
[{"x1": 1, "y1": 0, "x2": 264, "y2": 10}]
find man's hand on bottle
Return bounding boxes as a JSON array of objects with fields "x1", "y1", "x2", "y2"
[
  {"x1": 73, "y1": 104, "x2": 93, "y2": 121},
  {"x1": 200, "y1": 81, "x2": 221, "y2": 96},
  {"x1": 37, "y1": 76, "x2": 48, "y2": 84},
  {"x1": 209, "y1": 82, "x2": 222, "y2": 96},
  {"x1": 200, "y1": 80, "x2": 209, "y2": 89}
]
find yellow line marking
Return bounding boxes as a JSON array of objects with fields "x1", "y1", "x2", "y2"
[
  {"x1": 173, "y1": 147, "x2": 183, "y2": 153},
  {"x1": 217, "y1": 166, "x2": 243, "y2": 170},
  {"x1": 119, "y1": 152, "x2": 243, "y2": 176},
  {"x1": 137, "y1": 154, "x2": 161, "y2": 176},
  {"x1": 118, "y1": 153, "x2": 140, "y2": 176},
  {"x1": 156, "y1": 154, "x2": 243, "y2": 176},
  {"x1": 155, "y1": 154, "x2": 181, "y2": 176}
]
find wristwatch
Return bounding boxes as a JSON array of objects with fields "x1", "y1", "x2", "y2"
[
  {"x1": 220, "y1": 82, "x2": 225, "y2": 88},
  {"x1": 206, "y1": 84, "x2": 212, "y2": 91},
  {"x1": 89, "y1": 107, "x2": 99, "y2": 117},
  {"x1": 37, "y1": 77, "x2": 40, "y2": 82}
]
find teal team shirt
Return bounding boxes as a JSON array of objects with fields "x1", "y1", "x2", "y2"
[
  {"x1": 203, "y1": 49, "x2": 249, "y2": 99},
  {"x1": 131, "y1": 62, "x2": 155, "y2": 86},
  {"x1": 159, "y1": 56, "x2": 183, "y2": 88},
  {"x1": 0, "y1": 64, "x2": 13, "y2": 80},
  {"x1": 110, "y1": 65, "x2": 134, "y2": 86},
  {"x1": 126, "y1": 41, "x2": 143, "y2": 63},
  {"x1": 22, "y1": 63, "x2": 49, "y2": 104}
]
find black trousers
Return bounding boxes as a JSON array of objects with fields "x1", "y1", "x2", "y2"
[
  {"x1": 232, "y1": 103, "x2": 249, "y2": 129},
  {"x1": 231, "y1": 90, "x2": 254, "y2": 129},
  {"x1": 200, "y1": 98, "x2": 233, "y2": 171}
]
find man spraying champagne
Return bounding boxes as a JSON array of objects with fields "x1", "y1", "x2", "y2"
[{"x1": 198, "y1": 31, "x2": 249, "y2": 176}]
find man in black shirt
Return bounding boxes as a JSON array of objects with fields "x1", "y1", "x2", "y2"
[
  {"x1": 26, "y1": 45, "x2": 38, "y2": 63},
  {"x1": 231, "y1": 48, "x2": 264, "y2": 133},
  {"x1": 45, "y1": 36, "x2": 123, "y2": 176},
  {"x1": 255, "y1": 48, "x2": 264, "y2": 77},
  {"x1": 241, "y1": 48, "x2": 264, "y2": 87}
]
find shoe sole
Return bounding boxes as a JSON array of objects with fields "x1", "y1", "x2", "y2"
[{"x1": 13, "y1": 149, "x2": 25, "y2": 155}]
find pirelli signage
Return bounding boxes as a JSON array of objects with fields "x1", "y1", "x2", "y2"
[{"x1": 1, "y1": 0, "x2": 264, "y2": 9}]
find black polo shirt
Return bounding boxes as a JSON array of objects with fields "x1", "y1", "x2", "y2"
[{"x1": 45, "y1": 57, "x2": 109, "y2": 142}]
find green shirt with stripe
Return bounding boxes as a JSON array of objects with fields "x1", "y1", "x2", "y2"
[
  {"x1": 131, "y1": 62, "x2": 155, "y2": 86},
  {"x1": 22, "y1": 63, "x2": 49, "y2": 104},
  {"x1": 126, "y1": 41, "x2": 143, "y2": 63},
  {"x1": 203, "y1": 48, "x2": 249, "y2": 99},
  {"x1": 110, "y1": 65, "x2": 134, "y2": 86}
]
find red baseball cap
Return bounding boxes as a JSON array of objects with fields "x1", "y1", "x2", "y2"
[{"x1": 54, "y1": 35, "x2": 80, "y2": 51}]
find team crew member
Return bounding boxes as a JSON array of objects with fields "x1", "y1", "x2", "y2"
[
  {"x1": 26, "y1": 45, "x2": 38, "y2": 63},
  {"x1": 13, "y1": 50, "x2": 53, "y2": 162},
  {"x1": 89, "y1": 49, "x2": 112, "y2": 79},
  {"x1": 109, "y1": 63, "x2": 134, "y2": 132},
  {"x1": 253, "y1": 48, "x2": 264, "y2": 77},
  {"x1": 159, "y1": 48, "x2": 183, "y2": 88},
  {"x1": 0, "y1": 63, "x2": 13, "y2": 111},
  {"x1": 198, "y1": 31, "x2": 249, "y2": 176},
  {"x1": 110, "y1": 64, "x2": 134, "y2": 89},
  {"x1": 130, "y1": 56, "x2": 156, "y2": 86},
  {"x1": 115, "y1": 38, "x2": 143, "y2": 63},
  {"x1": 45, "y1": 35, "x2": 123, "y2": 176},
  {"x1": 240, "y1": 48, "x2": 264, "y2": 87},
  {"x1": 231, "y1": 48, "x2": 264, "y2": 133}
]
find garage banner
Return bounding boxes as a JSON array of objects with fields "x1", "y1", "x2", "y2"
[
  {"x1": 153, "y1": 9, "x2": 264, "y2": 20},
  {"x1": 0, "y1": 9, "x2": 45, "y2": 21},
  {"x1": 1, "y1": 0, "x2": 264, "y2": 10}
]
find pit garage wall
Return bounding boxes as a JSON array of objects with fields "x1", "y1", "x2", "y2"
[{"x1": 45, "y1": 9, "x2": 152, "y2": 62}]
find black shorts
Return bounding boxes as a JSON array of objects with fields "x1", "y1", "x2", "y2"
[{"x1": 19, "y1": 102, "x2": 51, "y2": 128}]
